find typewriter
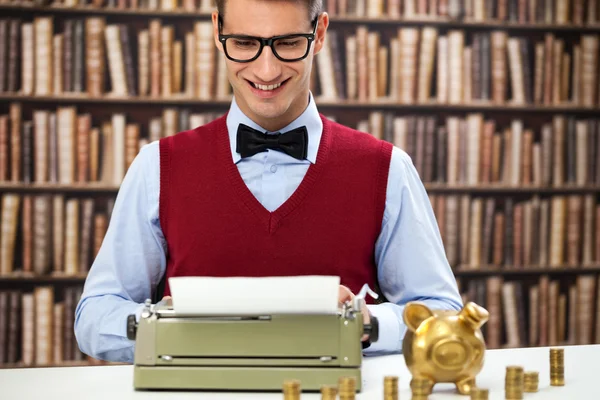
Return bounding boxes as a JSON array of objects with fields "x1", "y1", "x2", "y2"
[{"x1": 127, "y1": 282, "x2": 379, "y2": 391}]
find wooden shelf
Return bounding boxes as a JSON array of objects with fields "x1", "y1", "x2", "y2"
[
  {"x1": 0, "y1": 182, "x2": 599, "y2": 194},
  {"x1": 0, "y1": 182, "x2": 120, "y2": 193},
  {"x1": 0, "y1": 3, "x2": 216, "y2": 17},
  {"x1": 424, "y1": 184, "x2": 600, "y2": 194},
  {"x1": 1, "y1": 93, "x2": 600, "y2": 114},
  {"x1": 3, "y1": 4, "x2": 600, "y2": 32},
  {"x1": 0, "y1": 360, "x2": 121, "y2": 369},
  {"x1": 331, "y1": 16, "x2": 600, "y2": 32},
  {"x1": 0, "y1": 93, "x2": 232, "y2": 106},
  {"x1": 454, "y1": 265, "x2": 600, "y2": 277},
  {"x1": 0, "y1": 273, "x2": 87, "y2": 282},
  {"x1": 3, "y1": 267, "x2": 600, "y2": 283},
  {"x1": 0, "y1": 361, "x2": 90, "y2": 369}
]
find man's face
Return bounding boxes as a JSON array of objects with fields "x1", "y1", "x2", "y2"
[{"x1": 212, "y1": 0, "x2": 328, "y2": 131}]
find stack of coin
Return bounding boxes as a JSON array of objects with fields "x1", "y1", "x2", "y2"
[
  {"x1": 523, "y1": 371, "x2": 539, "y2": 392},
  {"x1": 410, "y1": 377, "x2": 430, "y2": 400},
  {"x1": 320, "y1": 385, "x2": 337, "y2": 400},
  {"x1": 282, "y1": 379, "x2": 301, "y2": 400},
  {"x1": 505, "y1": 366, "x2": 524, "y2": 400},
  {"x1": 550, "y1": 348, "x2": 565, "y2": 386},
  {"x1": 338, "y1": 376, "x2": 357, "y2": 400},
  {"x1": 384, "y1": 376, "x2": 399, "y2": 400},
  {"x1": 470, "y1": 388, "x2": 489, "y2": 400}
]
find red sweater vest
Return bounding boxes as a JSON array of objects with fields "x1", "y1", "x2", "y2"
[{"x1": 159, "y1": 113, "x2": 393, "y2": 301}]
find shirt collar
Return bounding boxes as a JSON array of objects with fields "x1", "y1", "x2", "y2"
[{"x1": 226, "y1": 92, "x2": 322, "y2": 164}]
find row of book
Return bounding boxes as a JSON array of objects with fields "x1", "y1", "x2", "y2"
[
  {"x1": 358, "y1": 113, "x2": 600, "y2": 186},
  {"x1": 3, "y1": 103, "x2": 600, "y2": 187},
  {"x1": 0, "y1": 194, "x2": 112, "y2": 276},
  {"x1": 0, "y1": 191, "x2": 598, "y2": 275},
  {"x1": 2, "y1": 17, "x2": 600, "y2": 107},
  {"x1": 0, "y1": 104, "x2": 224, "y2": 185},
  {"x1": 314, "y1": 27, "x2": 600, "y2": 106},
  {"x1": 0, "y1": 285, "x2": 97, "y2": 366},
  {"x1": 0, "y1": 274, "x2": 598, "y2": 367},
  {"x1": 456, "y1": 274, "x2": 600, "y2": 349},
  {"x1": 429, "y1": 194, "x2": 600, "y2": 268},
  {"x1": 324, "y1": 0, "x2": 600, "y2": 25},
  {"x1": 0, "y1": 17, "x2": 231, "y2": 99}
]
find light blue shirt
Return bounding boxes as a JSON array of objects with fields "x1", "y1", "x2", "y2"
[{"x1": 74, "y1": 93, "x2": 462, "y2": 363}]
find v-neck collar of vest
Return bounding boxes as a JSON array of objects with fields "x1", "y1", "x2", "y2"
[{"x1": 220, "y1": 114, "x2": 332, "y2": 235}]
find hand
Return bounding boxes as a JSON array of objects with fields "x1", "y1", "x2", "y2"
[{"x1": 338, "y1": 285, "x2": 371, "y2": 342}]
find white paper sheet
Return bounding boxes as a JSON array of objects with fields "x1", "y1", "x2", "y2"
[{"x1": 168, "y1": 275, "x2": 340, "y2": 315}]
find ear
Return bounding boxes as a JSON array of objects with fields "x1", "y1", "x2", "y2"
[
  {"x1": 459, "y1": 302, "x2": 489, "y2": 330},
  {"x1": 403, "y1": 302, "x2": 434, "y2": 332},
  {"x1": 312, "y1": 12, "x2": 329, "y2": 56},
  {"x1": 212, "y1": 11, "x2": 224, "y2": 52}
]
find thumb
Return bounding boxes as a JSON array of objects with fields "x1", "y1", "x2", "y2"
[{"x1": 338, "y1": 285, "x2": 354, "y2": 303}]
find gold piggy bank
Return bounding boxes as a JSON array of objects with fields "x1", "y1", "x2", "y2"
[{"x1": 402, "y1": 301, "x2": 489, "y2": 395}]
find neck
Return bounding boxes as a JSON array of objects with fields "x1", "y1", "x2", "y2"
[{"x1": 235, "y1": 89, "x2": 310, "y2": 132}]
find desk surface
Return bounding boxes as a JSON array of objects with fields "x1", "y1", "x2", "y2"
[{"x1": 1, "y1": 345, "x2": 599, "y2": 399}]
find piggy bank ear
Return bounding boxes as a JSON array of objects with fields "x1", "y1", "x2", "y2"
[
  {"x1": 459, "y1": 302, "x2": 490, "y2": 330},
  {"x1": 403, "y1": 302, "x2": 434, "y2": 332}
]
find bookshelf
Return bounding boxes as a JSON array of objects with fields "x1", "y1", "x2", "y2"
[
  {"x1": 3, "y1": 93, "x2": 600, "y2": 114},
  {"x1": 2, "y1": 266, "x2": 600, "y2": 281},
  {"x1": 3, "y1": 3, "x2": 600, "y2": 32},
  {"x1": 0, "y1": 273, "x2": 88, "y2": 282},
  {"x1": 1, "y1": 0, "x2": 600, "y2": 368},
  {"x1": 0, "y1": 359, "x2": 107, "y2": 369},
  {"x1": 2, "y1": 182, "x2": 600, "y2": 194}
]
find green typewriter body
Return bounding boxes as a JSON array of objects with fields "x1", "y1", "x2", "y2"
[{"x1": 128, "y1": 298, "x2": 373, "y2": 391}]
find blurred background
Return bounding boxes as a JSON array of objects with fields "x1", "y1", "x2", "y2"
[{"x1": 0, "y1": 0, "x2": 599, "y2": 368}]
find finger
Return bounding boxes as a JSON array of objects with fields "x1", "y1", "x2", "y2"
[
  {"x1": 338, "y1": 285, "x2": 353, "y2": 303},
  {"x1": 362, "y1": 305, "x2": 370, "y2": 324},
  {"x1": 361, "y1": 305, "x2": 371, "y2": 341}
]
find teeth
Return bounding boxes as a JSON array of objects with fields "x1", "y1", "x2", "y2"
[{"x1": 254, "y1": 81, "x2": 283, "y2": 91}]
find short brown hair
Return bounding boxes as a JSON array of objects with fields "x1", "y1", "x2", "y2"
[{"x1": 215, "y1": 0, "x2": 322, "y2": 22}]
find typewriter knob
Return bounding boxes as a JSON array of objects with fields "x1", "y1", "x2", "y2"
[{"x1": 127, "y1": 314, "x2": 138, "y2": 340}]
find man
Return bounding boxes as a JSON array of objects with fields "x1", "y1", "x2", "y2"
[{"x1": 74, "y1": 0, "x2": 462, "y2": 363}]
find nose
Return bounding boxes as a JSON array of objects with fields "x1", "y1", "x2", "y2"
[{"x1": 252, "y1": 45, "x2": 282, "y2": 83}]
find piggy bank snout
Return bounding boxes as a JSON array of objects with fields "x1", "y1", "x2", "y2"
[
  {"x1": 432, "y1": 340, "x2": 467, "y2": 370},
  {"x1": 431, "y1": 338, "x2": 483, "y2": 372}
]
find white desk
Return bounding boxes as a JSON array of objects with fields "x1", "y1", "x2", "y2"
[{"x1": 1, "y1": 345, "x2": 599, "y2": 399}]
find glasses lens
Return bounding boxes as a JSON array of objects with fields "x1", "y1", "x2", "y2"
[
  {"x1": 225, "y1": 37, "x2": 262, "y2": 61},
  {"x1": 273, "y1": 36, "x2": 310, "y2": 60},
  {"x1": 224, "y1": 35, "x2": 310, "y2": 61}
]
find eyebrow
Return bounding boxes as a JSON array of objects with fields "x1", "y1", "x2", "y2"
[
  {"x1": 219, "y1": 17, "x2": 315, "y2": 37},
  {"x1": 222, "y1": 28, "x2": 311, "y2": 37}
]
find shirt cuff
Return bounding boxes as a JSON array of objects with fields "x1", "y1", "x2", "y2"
[{"x1": 364, "y1": 304, "x2": 402, "y2": 353}]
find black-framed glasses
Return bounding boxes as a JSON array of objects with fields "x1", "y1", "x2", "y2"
[{"x1": 218, "y1": 15, "x2": 318, "y2": 63}]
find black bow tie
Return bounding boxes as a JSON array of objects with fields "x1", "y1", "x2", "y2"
[{"x1": 236, "y1": 123, "x2": 308, "y2": 160}]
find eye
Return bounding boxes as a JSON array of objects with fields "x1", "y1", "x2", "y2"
[
  {"x1": 232, "y1": 39, "x2": 258, "y2": 49},
  {"x1": 278, "y1": 39, "x2": 301, "y2": 47}
]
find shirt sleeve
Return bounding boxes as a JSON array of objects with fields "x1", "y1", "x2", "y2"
[
  {"x1": 364, "y1": 146, "x2": 463, "y2": 355},
  {"x1": 74, "y1": 141, "x2": 166, "y2": 363}
]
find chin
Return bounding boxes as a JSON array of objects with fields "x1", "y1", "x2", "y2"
[{"x1": 247, "y1": 100, "x2": 291, "y2": 120}]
